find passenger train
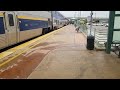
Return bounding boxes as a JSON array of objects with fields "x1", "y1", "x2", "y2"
[
  {"x1": 0, "y1": 11, "x2": 69, "y2": 50},
  {"x1": 52, "y1": 11, "x2": 68, "y2": 29}
]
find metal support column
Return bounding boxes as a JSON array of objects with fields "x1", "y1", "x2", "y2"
[{"x1": 106, "y1": 11, "x2": 115, "y2": 54}]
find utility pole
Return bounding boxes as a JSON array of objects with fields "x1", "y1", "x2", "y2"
[
  {"x1": 95, "y1": 11, "x2": 97, "y2": 25},
  {"x1": 94, "y1": 11, "x2": 96, "y2": 19},
  {"x1": 78, "y1": 11, "x2": 79, "y2": 18},
  {"x1": 95, "y1": 11, "x2": 96, "y2": 22},
  {"x1": 80, "y1": 11, "x2": 81, "y2": 19},
  {"x1": 74, "y1": 12, "x2": 77, "y2": 18},
  {"x1": 77, "y1": 11, "x2": 79, "y2": 19}
]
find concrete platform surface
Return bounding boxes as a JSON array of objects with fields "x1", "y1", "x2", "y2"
[
  {"x1": 0, "y1": 25, "x2": 120, "y2": 79},
  {"x1": 27, "y1": 25, "x2": 120, "y2": 79}
]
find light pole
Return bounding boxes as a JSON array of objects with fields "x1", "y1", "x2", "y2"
[
  {"x1": 94, "y1": 11, "x2": 96, "y2": 37},
  {"x1": 90, "y1": 11, "x2": 93, "y2": 36},
  {"x1": 86, "y1": 11, "x2": 94, "y2": 50}
]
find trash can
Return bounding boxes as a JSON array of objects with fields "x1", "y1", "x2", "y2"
[{"x1": 86, "y1": 35, "x2": 94, "y2": 50}]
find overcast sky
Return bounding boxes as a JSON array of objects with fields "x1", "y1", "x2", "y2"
[{"x1": 59, "y1": 11, "x2": 109, "y2": 18}]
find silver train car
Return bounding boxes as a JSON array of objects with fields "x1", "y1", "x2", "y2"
[
  {"x1": 0, "y1": 11, "x2": 68, "y2": 50},
  {"x1": 0, "y1": 11, "x2": 52, "y2": 49},
  {"x1": 52, "y1": 11, "x2": 68, "y2": 29}
]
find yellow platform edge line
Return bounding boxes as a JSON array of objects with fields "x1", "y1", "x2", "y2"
[
  {"x1": 0, "y1": 27, "x2": 65, "y2": 67},
  {"x1": 0, "y1": 28, "x2": 62, "y2": 59}
]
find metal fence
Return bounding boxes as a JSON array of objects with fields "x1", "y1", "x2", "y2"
[
  {"x1": 94, "y1": 29, "x2": 108, "y2": 49},
  {"x1": 80, "y1": 24, "x2": 88, "y2": 34},
  {"x1": 78, "y1": 23, "x2": 108, "y2": 50}
]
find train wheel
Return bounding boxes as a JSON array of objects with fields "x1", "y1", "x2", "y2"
[
  {"x1": 42, "y1": 28, "x2": 46, "y2": 35},
  {"x1": 48, "y1": 27, "x2": 51, "y2": 33},
  {"x1": 54, "y1": 27, "x2": 56, "y2": 30}
]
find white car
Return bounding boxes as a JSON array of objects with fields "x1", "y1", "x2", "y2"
[
  {"x1": 87, "y1": 23, "x2": 90, "y2": 25},
  {"x1": 101, "y1": 23, "x2": 104, "y2": 26},
  {"x1": 105, "y1": 24, "x2": 108, "y2": 27},
  {"x1": 95, "y1": 23, "x2": 104, "y2": 26},
  {"x1": 93, "y1": 24, "x2": 96, "y2": 26},
  {"x1": 99, "y1": 23, "x2": 104, "y2": 26}
]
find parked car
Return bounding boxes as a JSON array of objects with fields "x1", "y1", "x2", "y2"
[
  {"x1": 101, "y1": 23, "x2": 104, "y2": 26},
  {"x1": 87, "y1": 23, "x2": 90, "y2": 25},
  {"x1": 105, "y1": 23, "x2": 108, "y2": 27}
]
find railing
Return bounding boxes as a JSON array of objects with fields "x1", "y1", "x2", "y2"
[
  {"x1": 94, "y1": 29, "x2": 108, "y2": 49},
  {"x1": 80, "y1": 24, "x2": 88, "y2": 34},
  {"x1": 78, "y1": 23, "x2": 108, "y2": 50}
]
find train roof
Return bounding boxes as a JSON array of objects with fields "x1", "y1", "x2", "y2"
[{"x1": 52, "y1": 11, "x2": 67, "y2": 20}]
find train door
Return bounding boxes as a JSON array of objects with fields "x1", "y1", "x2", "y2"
[
  {"x1": 4, "y1": 12, "x2": 18, "y2": 46},
  {"x1": 48, "y1": 18, "x2": 50, "y2": 28}
]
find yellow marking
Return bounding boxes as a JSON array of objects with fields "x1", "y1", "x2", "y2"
[
  {"x1": 0, "y1": 13, "x2": 3, "y2": 16},
  {"x1": 0, "y1": 27, "x2": 65, "y2": 67},
  {"x1": 18, "y1": 15, "x2": 48, "y2": 21}
]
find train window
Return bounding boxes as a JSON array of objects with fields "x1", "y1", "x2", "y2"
[
  {"x1": 55, "y1": 20, "x2": 57, "y2": 24},
  {"x1": 8, "y1": 14, "x2": 14, "y2": 26},
  {"x1": 58, "y1": 20, "x2": 59, "y2": 24},
  {"x1": 56, "y1": 20, "x2": 58, "y2": 24}
]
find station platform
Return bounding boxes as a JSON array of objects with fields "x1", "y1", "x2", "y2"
[{"x1": 0, "y1": 25, "x2": 120, "y2": 79}]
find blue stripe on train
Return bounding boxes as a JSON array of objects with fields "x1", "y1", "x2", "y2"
[
  {"x1": 19, "y1": 19, "x2": 48, "y2": 31},
  {"x1": 0, "y1": 17, "x2": 5, "y2": 34}
]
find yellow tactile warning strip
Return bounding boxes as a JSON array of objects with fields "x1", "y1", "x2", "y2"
[{"x1": 0, "y1": 27, "x2": 65, "y2": 67}]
